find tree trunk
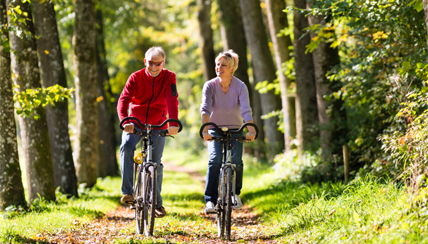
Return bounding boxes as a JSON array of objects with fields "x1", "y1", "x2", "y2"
[
  {"x1": 33, "y1": 0, "x2": 78, "y2": 197},
  {"x1": 293, "y1": 0, "x2": 318, "y2": 154},
  {"x1": 424, "y1": 0, "x2": 428, "y2": 47},
  {"x1": 96, "y1": 7, "x2": 119, "y2": 177},
  {"x1": 216, "y1": 0, "x2": 265, "y2": 158},
  {"x1": 0, "y1": 0, "x2": 26, "y2": 210},
  {"x1": 197, "y1": 0, "x2": 216, "y2": 81},
  {"x1": 8, "y1": 0, "x2": 56, "y2": 202},
  {"x1": 265, "y1": 0, "x2": 296, "y2": 152},
  {"x1": 73, "y1": 0, "x2": 98, "y2": 188},
  {"x1": 308, "y1": 11, "x2": 347, "y2": 162},
  {"x1": 240, "y1": 0, "x2": 285, "y2": 161}
]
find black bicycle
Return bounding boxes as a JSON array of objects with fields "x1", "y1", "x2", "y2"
[
  {"x1": 120, "y1": 117, "x2": 182, "y2": 236},
  {"x1": 199, "y1": 122, "x2": 259, "y2": 240}
]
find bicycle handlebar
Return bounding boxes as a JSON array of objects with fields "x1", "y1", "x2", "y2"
[
  {"x1": 119, "y1": 117, "x2": 183, "y2": 133},
  {"x1": 199, "y1": 122, "x2": 259, "y2": 140}
]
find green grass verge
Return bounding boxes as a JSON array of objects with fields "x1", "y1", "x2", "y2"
[
  {"x1": 0, "y1": 177, "x2": 121, "y2": 243},
  {"x1": 5, "y1": 146, "x2": 428, "y2": 243},
  {"x1": 242, "y1": 171, "x2": 428, "y2": 243}
]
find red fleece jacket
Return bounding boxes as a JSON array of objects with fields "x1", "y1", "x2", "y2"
[{"x1": 117, "y1": 68, "x2": 179, "y2": 129}]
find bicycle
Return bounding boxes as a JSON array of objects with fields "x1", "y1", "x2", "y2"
[
  {"x1": 199, "y1": 122, "x2": 259, "y2": 241},
  {"x1": 120, "y1": 117, "x2": 183, "y2": 236}
]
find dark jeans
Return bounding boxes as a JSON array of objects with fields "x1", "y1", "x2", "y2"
[
  {"x1": 120, "y1": 128, "x2": 165, "y2": 208},
  {"x1": 205, "y1": 129, "x2": 243, "y2": 204}
]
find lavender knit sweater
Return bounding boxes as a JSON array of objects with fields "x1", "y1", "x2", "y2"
[{"x1": 200, "y1": 76, "x2": 253, "y2": 129}]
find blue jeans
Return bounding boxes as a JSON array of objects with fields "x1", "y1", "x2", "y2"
[
  {"x1": 205, "y1": 129, "x2": 244, "y2": 204},
  {"x1": 120, "y1": 129, "x2": 165, "y2": 208}
]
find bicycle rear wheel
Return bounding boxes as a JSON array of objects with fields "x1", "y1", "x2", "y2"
[
  {"x1": 135, "y1": 167, "x2": 144, "y2": 234},
  {"x1": 225, "y1": 167, "x2": 233, "y2": 240},
  {"x1": 143, "y1": 165, "x2": 157, "y2": 236}
]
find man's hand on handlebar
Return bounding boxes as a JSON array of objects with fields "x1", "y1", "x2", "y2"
[
  {"x1": 124, "y1": 124, "x2": 134, "y2": 133},
  {"x1": 167, "y1": 126, "x2": 179, "y2": 136}
]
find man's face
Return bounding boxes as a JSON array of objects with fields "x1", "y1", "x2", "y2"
[{"x1": 144, "y1": 54, "x2": 165, "y2": 77}]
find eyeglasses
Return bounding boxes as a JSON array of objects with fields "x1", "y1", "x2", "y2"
[
  {"x1": 148, "y1": 60, "x2": 164, "y2": 66},
  {"x1": 221, "y1": 52, "x2": 232, "y2": 58}
]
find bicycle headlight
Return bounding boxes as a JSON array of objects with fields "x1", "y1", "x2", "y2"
[
  {"x1": 134, "y1": 153, "x2": 145, "y2": 164},
  {"x1": 221, "y1": 127, "x2": 228, "y2": 132}
]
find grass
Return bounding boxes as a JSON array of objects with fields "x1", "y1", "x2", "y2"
[
  {"x1": 242, "y1": 172, "x2": 428, "y2": 243},
  {"x1": 0, "y1": 177, "x2": 121, "y2": 243},
  {"x1": 3, "y1": 146, "x2": 428, "y2": 243}
]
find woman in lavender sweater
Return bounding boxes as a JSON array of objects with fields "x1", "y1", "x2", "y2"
[{"x1": 200, "y1": 50, "x2": 256, "y2": 213}]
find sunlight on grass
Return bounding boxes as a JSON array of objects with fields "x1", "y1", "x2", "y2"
[
  {"x1": 162, "y1": 146, "x2": 209, "y2": 174},
  {"x1": 0, "y1": 177, "x2": 121, "y2": 243}
]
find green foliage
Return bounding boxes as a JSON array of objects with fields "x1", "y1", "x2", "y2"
[
  {"x1": 13, "y1": 84, "x2": 74, "y2": 119},
  {"x1": 3, "y1": 1, "x2": 33, "y2": 41},
  {"x1": 373, "y1": 88, "x2": 428, "y2": 188},
  {"x1": 298, "y1": 0, "x2": 428, "y2": 176}
]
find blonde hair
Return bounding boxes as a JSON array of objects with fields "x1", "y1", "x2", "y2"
[
  {"x1": 215, "y1": 50, "x2": 239, "y2": 75},
  {"x1": 145, "y1": 46, "x2": 166, "y2": 60}
]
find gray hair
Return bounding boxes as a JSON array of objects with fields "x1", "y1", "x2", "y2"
[{"x1": 145, "y1": 46, "x2": 166, "y2": 59}]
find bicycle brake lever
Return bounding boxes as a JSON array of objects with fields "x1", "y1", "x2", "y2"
[{"x1": 160, "y1": 132, "x2": 174, "y2": 138}]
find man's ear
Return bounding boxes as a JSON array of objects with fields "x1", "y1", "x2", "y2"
[{"x1": 143, "y1": 58, "x2": 147, "y2": 66}]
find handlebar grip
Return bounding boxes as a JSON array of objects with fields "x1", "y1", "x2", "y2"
[{"x1": 120, "y1": 117, "x2": 145, "y2": 130}]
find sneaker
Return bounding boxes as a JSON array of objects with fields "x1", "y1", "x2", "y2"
[
  {"x1": 121, "y1": 194, "x2": 134, "y2": 203},
  {"x1": 155, "y1": 206, "x2": 166, "y2": 218},
  {"x1": 232, "y1": 194, "x2": 242, "y2": 210},
  {"x1": 205, "y1": 201, "x2": 215, "y2": 213}
]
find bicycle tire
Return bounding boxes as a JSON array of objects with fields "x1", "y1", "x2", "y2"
[
  {"x1": 225, "y1": 167, "x2": 233, "y2": 240},
  {"x1": 216, "y1": 201, "x2": 225, "y2": 238},
  {"x1": 144, "y1": 165, "x2": 157, "y2": 236},
  {"x1": 217, "y1": 171, "x2": 225, "y2": 238},
  {"x1": 135, "y1": 167, "x2": 144, "y2": 234}
]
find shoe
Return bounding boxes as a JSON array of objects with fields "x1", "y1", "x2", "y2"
[
  {"x1": 232, "y1": 194, "x2": 242, "y2": 210},
  {"x1": 155, "y1": 206, "x2": 166, "y2": 218},
  {"x1": 205, "y1": 201, "x2": 215, "y2": 213},
  {"x1": 121, "y1": 194, "x2": 134, "y2": 203}
]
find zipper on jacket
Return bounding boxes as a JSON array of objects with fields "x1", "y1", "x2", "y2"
[{"x1": 145, "y1": 77, "x2": 155, "y2": 124}]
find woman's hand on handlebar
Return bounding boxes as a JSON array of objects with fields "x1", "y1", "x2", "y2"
[
  {"x1": 245, "y1": 132, "x2": 256, "y2": 142},
  {"x1": 202, "y1": 132, "x2": 212, "y2": 141},
  {"x1": 245, "y1": 121, "x2": 256, "y2": 142},
  {"x1": 168, "y1": 126, "x2": 179, "y2": 136},
  {"x1": 124, "y1": 124, "x2": 134, "y2": 133}
]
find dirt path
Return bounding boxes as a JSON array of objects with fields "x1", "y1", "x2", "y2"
[{"x1": 43, "y1": 162, "x2": 278, "y2": 243}]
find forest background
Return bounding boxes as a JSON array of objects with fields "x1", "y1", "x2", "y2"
[{"x1": 1, "y1": 0, "x2": 428, "y2": 240}]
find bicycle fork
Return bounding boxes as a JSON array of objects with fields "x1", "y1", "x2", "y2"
[
  {"x1": 142, "y1": 136, "x2": 157, "y2": 207},
  {"x1": 220, "y1": 147, "x2": 237, "y2": 206}
]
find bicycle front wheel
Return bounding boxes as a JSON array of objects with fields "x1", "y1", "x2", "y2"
[
  {"x1": 225, "y1": 167, "x2": 233, "y2": 241},
  {"x1": 135, "y1": 167, "x2": 144, "y2": 234},
  {"x1": 217, "y1": 172, "x2": 225, "y2": 238},
  {"x1": 143, "y1": 165, "x2": 157, "y2": 236}
]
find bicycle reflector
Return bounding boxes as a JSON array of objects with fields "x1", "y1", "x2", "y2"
[{"x1": 134, "y1": 152, "x2": 146, "y2": 164}]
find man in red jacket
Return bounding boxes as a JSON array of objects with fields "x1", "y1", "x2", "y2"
[{"x1": 117, "y1": 46, "x2": 179, "y2": 218}]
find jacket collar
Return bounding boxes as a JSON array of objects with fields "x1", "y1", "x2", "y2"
[{"x1": 144, "y1": 68, "x2": 164, "y2": 81}]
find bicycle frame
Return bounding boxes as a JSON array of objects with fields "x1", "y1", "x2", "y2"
[
  {"x1": 199, "y1": 122, "x2": 259, "y2": 240},
  {"x1": 120, "y1": 117, "x2": 182, "y2": 236},
  {"x1": 219, "y1": 135, "x2": 236, "y2": 210}
]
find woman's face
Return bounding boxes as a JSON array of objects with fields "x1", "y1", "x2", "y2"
[{"x1": 215, "y1": 58, "x2": 232, "y2": 78}]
